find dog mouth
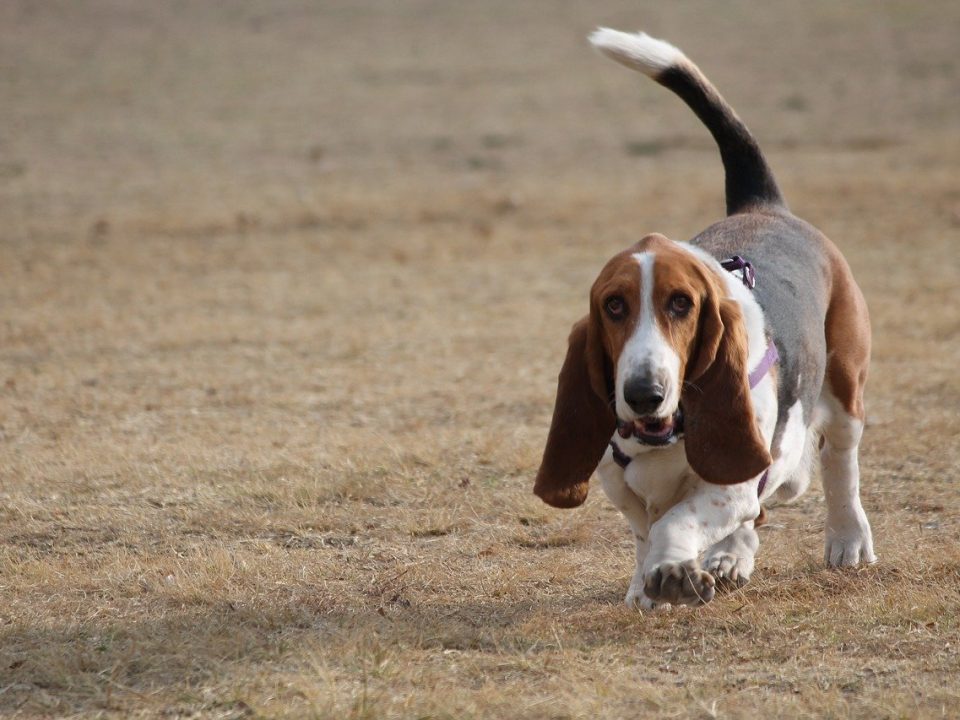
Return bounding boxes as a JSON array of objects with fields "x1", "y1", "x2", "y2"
[{"x1": 617, "y1": 409, "x2": 684, "y2": 446}]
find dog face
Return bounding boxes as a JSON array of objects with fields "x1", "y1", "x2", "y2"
[
  {"x1": 592, "y1": 234, "x2": 720, "y2": 443},
  {"x1": 533, "y1": 234, "x2": 771, "y2": 508}
]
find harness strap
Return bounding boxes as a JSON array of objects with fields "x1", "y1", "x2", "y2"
[
  {"x1": 748, "y1": 340, "x2": 780, "y2": 390},
  {"x1": 720, "y1": 255, "x2": 756, "y2": 289}
]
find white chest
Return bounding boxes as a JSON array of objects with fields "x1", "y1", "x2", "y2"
[{"x1": 623, "y1": 442, "x2": 697, "y2": 523}]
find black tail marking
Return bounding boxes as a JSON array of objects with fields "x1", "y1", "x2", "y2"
[{"x1": 656, "y1": 64, "x2": 786, "y2": 216}]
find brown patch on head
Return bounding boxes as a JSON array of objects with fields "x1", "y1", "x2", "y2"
[
  {"x1": 648, "y1": 242, "x2": 729, "y2": 379},
  {"x1": 591, "y1": 234, "x2": 761, "y2": 421},
  {"x1": 586, "y1": 233, "x2": 720, "y2": 383},
  {"x1": 586, "y1": 243, "x2": 646, "y2": 372}
]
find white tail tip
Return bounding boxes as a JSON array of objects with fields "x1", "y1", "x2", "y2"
[{"x1": 588, "y1": 27, "x2": 684, "y2": 77}]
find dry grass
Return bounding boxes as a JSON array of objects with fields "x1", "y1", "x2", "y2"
[{"x1": 2, "y1": 1, "x2": 960, "y2": 717}]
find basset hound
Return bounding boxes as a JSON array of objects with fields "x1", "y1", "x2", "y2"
[{"x1": 533, "y1": 28, "x2": 876, "y2": 609}]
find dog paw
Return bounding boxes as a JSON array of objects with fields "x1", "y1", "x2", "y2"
[
  {"x1": 825, "y1": 516, "x2": 876, "y2": 567},
  {"x1": 643, "y1": 559, "x2": 715, "y2": 606},
  {"x1": 625, "y1": 583, "x2": 672, "y2": 612},
  {"x1": 704, "y1": 552, "x2": 753, "y2": 592}
]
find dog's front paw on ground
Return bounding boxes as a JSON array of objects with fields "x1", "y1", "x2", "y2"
[
  {"x1": 643, "y1": 559, "x2": 715, "y2": 606},
  {"x1": 704, "y1": 552, "x2": 753, "y2": 592},
  {"x1": 625, "y1": 583, "x2": 672, "y2": 612}
]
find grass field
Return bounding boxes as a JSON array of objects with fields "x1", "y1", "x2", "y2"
[{"x1": 2, "y1": 1, "x2": 960, "y2": 717}]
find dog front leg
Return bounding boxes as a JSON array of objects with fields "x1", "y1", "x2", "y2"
[
  {"x1": 596, "y1": 456, "x2": 656, "y2": 609},
  {"x1": 641, "y1": 479, "x2": 760, "y2": 606}
]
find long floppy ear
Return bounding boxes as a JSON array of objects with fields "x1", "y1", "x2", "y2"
[
  {"x1": 533, "y1": 317, "x2": 616, "y2": 508},
  {"x1": 682, "y1": 298, "x2": 772, "y2": 484}
]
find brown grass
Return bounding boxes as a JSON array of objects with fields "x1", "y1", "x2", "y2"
[{"x1": 2, "y1": 1, "x2": 960, "y2": 717}]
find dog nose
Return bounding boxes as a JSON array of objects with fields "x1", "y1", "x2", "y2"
[{"x1": 623, "y1": 376, "x2": 665, "y2": 416}]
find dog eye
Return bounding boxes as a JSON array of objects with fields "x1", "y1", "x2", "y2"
[
  {"x1": 669, "y1": 293, "x2": 692, "y2": 316},
  {"x1": 605, "y1": 296, "x2": 627, "y2": 319}
]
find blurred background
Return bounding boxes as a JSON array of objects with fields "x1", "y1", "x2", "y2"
[{"x1": 3, "y1": 1, "x2": 958, "y2": 238}]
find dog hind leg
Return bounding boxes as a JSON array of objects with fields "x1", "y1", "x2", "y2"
[
  {"x1": 819, "y1": 392, "x2": 876, "y2": 566},
  {"x1": 820, "y1": 255, "x2": 875, "y2": 567}
]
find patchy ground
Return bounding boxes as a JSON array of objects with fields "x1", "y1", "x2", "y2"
[{"x1": 1, "y1": 1, "x2": 959, "y2": 717}]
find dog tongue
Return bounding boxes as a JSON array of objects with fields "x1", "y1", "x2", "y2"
[
  {"x1": 637, "y1": 417, "x2": 674, "y2": 438},
  {"x1": 617, "y1": 415, "x2": 679, "y2": 440}
]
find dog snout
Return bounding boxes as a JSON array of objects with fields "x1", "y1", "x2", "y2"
[{"x1": 623, "y1": 375, "x2": 666, "y2": 416}]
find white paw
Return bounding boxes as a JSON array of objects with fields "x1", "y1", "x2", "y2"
[
  {"x1": 625, "y1": 583, "x2": 671, "y2": 611},
  {"x1": 643, "y1": 559, "x2": 716, "y2": 606},
  {"x1": 825, "y1": 513, "x2": 876, "y2": 567},
  {"x1": 704, "y1": 551, "x2": 754, "y2": 590}
]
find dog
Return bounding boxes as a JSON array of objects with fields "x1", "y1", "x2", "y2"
[{"x1": 532, "y1": 28, "x2": 875, "y2": 609}]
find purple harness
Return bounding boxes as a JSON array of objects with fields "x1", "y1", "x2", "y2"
[{"x1": 610, "y1": 255, "x2": 777, "y2": 496}]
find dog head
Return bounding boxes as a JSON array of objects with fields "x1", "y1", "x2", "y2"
[{"x1": 533, "y1": 234, "x2": 771, "y2": 508}]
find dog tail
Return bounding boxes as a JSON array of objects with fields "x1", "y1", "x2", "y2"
[{"x1": 589, "y1": 27, "x2": 786, "y2": 216}]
